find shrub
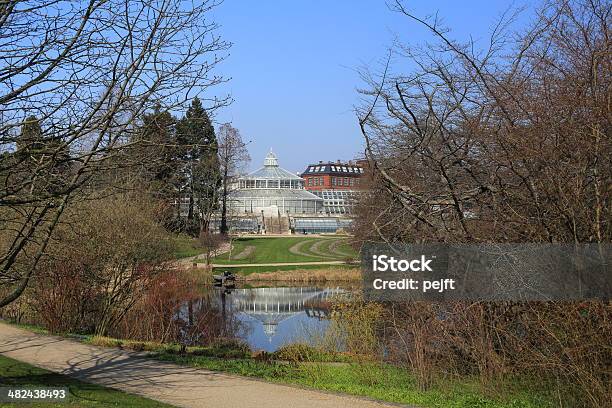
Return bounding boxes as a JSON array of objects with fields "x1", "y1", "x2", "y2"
[{"x1": 26, "y1": 194, "x2": 173, "y2": 336}]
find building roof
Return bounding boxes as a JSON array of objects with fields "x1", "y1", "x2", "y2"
[
  {"x1": 243, "y1": 150, "x2": 303, "y2": 180},
  {"x1": 301, "y1": 161, "x2": 365, "y2": 177}
]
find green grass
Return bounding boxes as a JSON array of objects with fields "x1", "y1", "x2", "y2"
[
  {"x1": 85, "y1": 336, "x2": 251, "y2": 359},
  {"x1": 316, "y1": 238, "x2": 343, "y2": 256},
  {"x1": 212, "y1": 263, "x2": 357, "y2": 275},
  {"x1": 298, "y1": 238, "x2": 339, "y2": 258},
  {"x1": 214, "y1": 237, "x2": 356, "y2": 265},
  {"x1": 172, "y1": 234, "x2": 202, "y2": 259},
  {"x1": 173, "y1": 235, "x2": 359, "y2": 264},
  {"x1": 0, "y1": 354, "x2": 173, "y2": 407},
  {"x1": 334, "y1": 240, "x2": 358, "y2": 258},
  {"x1": 152, "y1": 353, "x2": 555, "y2": 408}
]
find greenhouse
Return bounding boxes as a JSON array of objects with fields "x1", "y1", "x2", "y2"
[
  {"x1": 227, "y1": 151, "x2": 324, "y2": 215},
  {"x1": 292, "y1": 218, "x2": 352, "y2": 234}
]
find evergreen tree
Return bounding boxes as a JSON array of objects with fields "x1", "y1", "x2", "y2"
[
  {"x1": 135, "y1": 106, "x2": 180, "y2": 199},
  {"x1": 16, "y1": 116, "x2": 44, "y2": 154},
  {"x1": 176, "y1": 97, "x2": 220, "y2": 235},
  {"x1": 129, "y1": 105, "x2": 185, "y2": 230}
]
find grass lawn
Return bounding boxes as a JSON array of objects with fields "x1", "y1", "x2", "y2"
[
  {"x1": 333, "y1": 240, "x2": 358, "y2": 257},
  {"x1": 153, "y1": 353, "x2": 555, "y2": 408},
  {"x1": 0, "y1": 354, "x2": 173, "y2": 407},
  {"x1": 171, "y1": 234, "x2": 202, "y2": 259},
  {"x1": 212, "y1": 263, "x2": 358, "y2": 275},
  {"x1": 314, "y1": 238, "x2": 342, "y2": 257},
  {"x1": 213, "y1": 236, "x2": 356, "y2": 265}
]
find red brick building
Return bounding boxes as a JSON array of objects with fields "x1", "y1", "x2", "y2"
[
  {"x1": 300, "y1": 160, "x2": 367, "y2": 215},
  {"x1": 300, "y1": 160, "x2": 366, "y2": 191}
]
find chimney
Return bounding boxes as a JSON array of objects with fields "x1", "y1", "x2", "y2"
[{"x1": 318, "y1": 160, "x2": 323, "y2": 164}]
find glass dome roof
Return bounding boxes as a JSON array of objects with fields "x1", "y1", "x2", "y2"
[{"x1": 242, "y1": 150, "x2": 303, "y2": 180}]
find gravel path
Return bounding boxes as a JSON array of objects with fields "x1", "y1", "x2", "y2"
[{"x1": 0, "y1": 322, "x2": 399, "y2": 408}]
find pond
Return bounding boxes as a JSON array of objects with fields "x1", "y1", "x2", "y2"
[{"x1": 213, "y1": 285, "x2": 352, "y2": 352}]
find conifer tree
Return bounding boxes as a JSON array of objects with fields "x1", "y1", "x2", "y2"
[
  {"x1": 136, "y1": 106, "x2": 180, "y2": 199},
  {"x1": 176, "y1": 97, "x2": 221, "y2": 235}
]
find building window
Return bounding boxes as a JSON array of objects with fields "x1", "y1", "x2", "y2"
[
  {"x1": 331, "y1": 177, "x2": 336, "y2": 186},
  {"x1": 350, "y1": 178, "x2": 355, "y2": 186},
  {"x1": 308, "y1": 178, "x2": 313, "y2": 186}
]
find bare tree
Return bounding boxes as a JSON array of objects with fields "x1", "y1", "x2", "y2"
[
  {"x1": 353, "y1": 2, "x2": 611, "y2": 404},
  {"x1": 217, "y1": 123, "x2": 250, "y2": 234},
  {"x1": 356, "y1": 0, "x2": 611, "y2": 244},
  {"x1": 0, "y1": 0, "x2": 231, "y2": 307}
]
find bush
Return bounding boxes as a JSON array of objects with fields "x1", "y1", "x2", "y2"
[
  {"x1": 328, "y1": 297, "x2": 384, "y2": 359},
  {"x1": 26, "y1": 194, "x2": 173, "y2": 336},
  {"x1": 273, "y1": 343, "x2": 348, "y2": 363}
]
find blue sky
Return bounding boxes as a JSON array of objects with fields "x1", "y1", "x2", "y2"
[{"x1": 209, "y1": 1, "x2": 533, "y2": 173}]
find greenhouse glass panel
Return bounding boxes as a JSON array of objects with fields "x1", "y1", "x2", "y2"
[{"x1": 294, "y1": 218, "x2": 339, "y2": 233}]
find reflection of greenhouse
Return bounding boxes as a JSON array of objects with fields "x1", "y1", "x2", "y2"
[{"x1": 224, "y1": 287, "x2": 343, "y2": 338}]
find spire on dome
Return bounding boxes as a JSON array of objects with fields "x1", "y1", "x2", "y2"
[{"x1": 264, "y1": 149, "x2": 278, "y2": 167}]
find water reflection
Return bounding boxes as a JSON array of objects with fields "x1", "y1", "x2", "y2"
[{"x1": 218, "y1": 286, "x2": 345, "y2": 352}]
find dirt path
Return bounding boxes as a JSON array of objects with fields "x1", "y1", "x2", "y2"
[
  {"x1": 230, "y1": 245, "x2": 256, "y2": 260},
  {"x1": 288, "y1": 239, "x2": 321, "y2": 258},
  {"x1": 0, "y1": 323, "x2": 398, "y2": 408},
  {"x1": 177, "y1": 242, "x2": 231, "y2": 267},
  {"x1": 309, "y1": 239, "x2": 341, "y2": 259}
]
